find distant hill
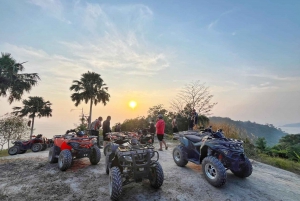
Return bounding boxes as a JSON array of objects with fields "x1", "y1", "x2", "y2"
[
  {"x1": 209, "y1": 117, "x2": 287, "y2": 146},
  {"x1": 281, "y1": 123, "x2": 300, "y2": 127}
]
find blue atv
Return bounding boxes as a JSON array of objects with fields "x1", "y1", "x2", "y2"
[{"x1": 173, "y1": 130, "x2": 252, "y2": 187}]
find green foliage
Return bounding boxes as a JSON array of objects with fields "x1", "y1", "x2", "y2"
[
  {"x1": 255, "y1": 137, "x2": 267, "y2": 152},
  {"x1": 257, "y1": 154, "x2": 300, "y2": 174},
  {"x1": 12, "y1": 96, "x2": 52, "y2": 138},
  {"x1": 0, "y1": 114, "x2": 30, "y2": 149},
  {"x1": 0, "y1": 53, "x2": 40, "y2": 103},
  {"x1": 121, "y1": 116, "x2": 149, "y2": 132},
  {"x1": 70, "y1": 71, "x2": 110, "y2": 126}
]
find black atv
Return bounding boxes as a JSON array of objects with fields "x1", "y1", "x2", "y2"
[
  {"x1": 173, "y1": 130, "x2": 252, "y2": 187},
  {"x1": 106, "y1": 138, "x2": 164, "y2": 200}
]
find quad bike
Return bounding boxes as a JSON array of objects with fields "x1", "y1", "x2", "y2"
[
  {"x1": 173, "y1": 130, "x2": 252, "y2": 187},
  {"x1": 48, "y1": 130, "x2": 101, "y2": 171},
  {"x1": 8, "y1": 134, "x2": 44, "y2": 155},
  {"x1": 106, "y1": 137, "x2": 163, "y2": 200},
  {"x1": 103, "y1": 130, "x2": 154, "y2": 156}
]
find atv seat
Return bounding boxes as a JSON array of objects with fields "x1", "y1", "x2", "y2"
[{"x1": 185, "y1": 134, "x2": 202, "y2": 143}]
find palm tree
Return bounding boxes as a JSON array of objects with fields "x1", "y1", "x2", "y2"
[
  {"x1": 70, "y1": 71, "x2": 110, "y2": 128},
  {"x1": 0, "y1": 53, "x2": 40, "y2": 104},
  {"x1": 12, "y1": 96, "x2": 52, "y2": 139}
]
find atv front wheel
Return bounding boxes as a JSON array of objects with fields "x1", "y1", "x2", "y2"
[
  {"x1": 58, "y1": 150, "x2": 72, "y2": 171},
  {"x1": 49, "y1": 146, "x2": 60, "y2": 163},
  {"x1": 231, "y1": 157, "x2": 253, "y2": 178},
  {"x1": 173, "y1": 145, "x2": 188, "y2": 167},
  {"x1": 89, "y1": 146, "x2": 101, "y2": 165},
  {"x1": 202, "y1": 156, "x2": 227, "y2": 187},
  {"x1": 31, "y1": 143, "x2": 42, "y2": 152},
  {"x1": 8, "y1": 146, "x2": 19, "y2": 155},
  {"x1": 149, "y1": 162, "x2": 164, "y2": 189},
  {"x1": 104, "y1": 144, "x2": 112, "y2": 156},
  {"x1": 109, "y1": 167, "x2": 123, "y2": 201}
]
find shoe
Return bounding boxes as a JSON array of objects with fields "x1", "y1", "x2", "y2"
[
  {"x1": 158, "y1": 148, "x2": 163, "y2": 151},
  {"x1": 98, "y1": 146, "x2": 103, "y2": 149},
  {"x1": 165, "y1": 146, "x2": 168, "y2": 150}
]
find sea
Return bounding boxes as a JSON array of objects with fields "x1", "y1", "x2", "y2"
[{"x1": 278, "y1": 126, "x2": 300, "y2": 135}]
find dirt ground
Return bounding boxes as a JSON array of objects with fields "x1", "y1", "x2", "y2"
[{"x1": 1, "y1": 141, "x2": 300, "y2": 201}]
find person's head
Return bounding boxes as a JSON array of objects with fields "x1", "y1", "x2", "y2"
[
  {"x1": 173, "y1": 115, "x2": 176, "y2": 119},
  {"x1": 107, "y1": 116, "x2": 111, "y2": 121},
  {"x1": 98, "y1": 116, "x2": 103, "y2": 121},
  {"x1": 157, "y1": 114, "x2": 163, "y2": 119}
]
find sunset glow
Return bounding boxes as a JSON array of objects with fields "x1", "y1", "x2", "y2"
[{"x1": 129, "y1": 101, "x2": 137, "y2": 109}]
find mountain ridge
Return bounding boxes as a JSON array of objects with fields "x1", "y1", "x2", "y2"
[{"x1": 209, "y1": 116, "x2": 287, "y2": 146}]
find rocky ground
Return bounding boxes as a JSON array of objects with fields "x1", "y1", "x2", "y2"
[{"x1": 1, "y1": 141, "x2": 300, "y2": 201}]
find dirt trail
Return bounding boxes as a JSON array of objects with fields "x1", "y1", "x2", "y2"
[{"x1": 1, "y1": 142, "x2": 300, "y2": 201}]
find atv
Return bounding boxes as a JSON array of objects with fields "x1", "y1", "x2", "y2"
[
  {"x1": 106, "y1": 137, "x2": 164, "y2": 200},
  {"x1": 173, "y1": 130, "x2": 252, "y2": 187},
  {"x1": 8, "y1": 134, "x2": 44, "y2": 155},
  {"x1": 48, "y1": 130, "x2": 101, "y2": 171}
]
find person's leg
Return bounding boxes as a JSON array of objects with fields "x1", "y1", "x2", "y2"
[{"x1": 157, "y1": 135, "x2": 163, "y2": 150}]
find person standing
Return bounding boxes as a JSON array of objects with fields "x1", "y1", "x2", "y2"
[
  {"x1": 172, "y1": 115, "x2": 179, "y2": 133},
  {"x1": 149, "y1": 119, "x2": 156, "y2": 143},
  {"x1": 90, "y1": 117, "x2": 103, "y2": 148},
  {"x1": 102, "y1": 116, "x2": 111, "y2": 148},
  {"x1": 156, "y1": 114, "x2": 168, "y2": 151}
]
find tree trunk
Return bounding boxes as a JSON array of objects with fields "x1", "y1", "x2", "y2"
[
  {"x1": 30, "y1": 116, "x2": 35, "y2": 139},
  {"x1": 88, "y1": 99, "x2": 93, "y2": 129},
  {"x1": 8, "y1": 140, "x2": 10, "y2": 149}
]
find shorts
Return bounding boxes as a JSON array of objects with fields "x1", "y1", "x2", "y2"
[{"x1": 157, "y1": 134, "x2": 164, "y2": 141}]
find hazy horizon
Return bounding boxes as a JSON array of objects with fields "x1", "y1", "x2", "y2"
[{"x1": 1, "y1": 0, "x2": 299, "y2": 138}]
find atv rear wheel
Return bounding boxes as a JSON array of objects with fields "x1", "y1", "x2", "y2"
[
  {"x1": 109, "y1": 167, "x2": 123, "y2": 201},
  {"x1": 49, "y1": 146, "x2": 59, "y2": 163},
  {"x1": 202, "y1": 156, "x2": 227, "y2": 187},
  {"x1": 89, "y1": 146, "x2": 101, "y2": 165},
  {"x1": 173, "y1": 145, "x2": 188, "y2": 167},
  {"x1": 8, "y1": 146, "x2": 19, "y2": 155},
  {"x1": 58, "y1": 150, "x2": 72, "y2": 171},
  {"x1": 231, "y1": 157, "x2": 253, "y2": 178},
  {"x1": 104, "y1": 144, "x2": 112, "y2": 156},
  {"x1": 149, "y1": 162, "x2": 164, "y2": 189},
  {"x1": 31, "y1": 143, "x2": 42, "y2": 152}
]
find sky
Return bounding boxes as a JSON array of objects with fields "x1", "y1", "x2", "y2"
[{"x1": 0, "y1": 0, "x2": 299, "y2": 137}]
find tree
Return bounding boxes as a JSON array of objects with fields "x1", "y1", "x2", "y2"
[
  {"x1": 70, "y1": 71, "x2": 110, "y2": 128},
  {"x1": 0, "y1": 114, "x2": 30, "y2": 149},
  {"x1": 255, "y1": 137, "x2": 267, "y2": 152},
  {"x1": 0, "y1": 53, "x2": 40, "y2": 104},
  {"x1": 12, "y1": 96, "x2": 52, "y2": 139},
  {"x1": 170, "y1": 80, "x2": 217, "y2": 116}
]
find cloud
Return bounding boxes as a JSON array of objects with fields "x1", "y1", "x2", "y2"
[
  {"x1": 27, "y1": 0, "x2": 71, "y2": 23},
  {"x1": 208, "y1": 19, "x2": 219, "y2": 30},
  {"x1": 245, "y1": 73, "x2": 300, "y2": 81}
]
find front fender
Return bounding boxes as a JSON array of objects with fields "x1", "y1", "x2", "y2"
[{"x1": 179, "y1": 136, "x2": 189, "y2": 147}]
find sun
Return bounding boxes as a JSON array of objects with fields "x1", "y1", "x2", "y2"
[{"x1": 129, "y1": 101, "x2": 137, "y2": 109}]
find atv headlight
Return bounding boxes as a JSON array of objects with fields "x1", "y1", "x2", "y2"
[
  {"x1": 219, "y1": 149, "x2": 230, "y2": 156},
  {"x1": 123, "y1": 155, "x2": 132, "y2": 162}
]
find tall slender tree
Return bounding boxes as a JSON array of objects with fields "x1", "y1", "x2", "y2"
[
  {"x1": 70, "y1": 71, "x2": 110, "y2": 128},
  {"x1": 0, "y1": 53, "x2": 40, "y2": 103},
  {"x1": 12, "y1": 96, "x2": 52, "y2": 139}
]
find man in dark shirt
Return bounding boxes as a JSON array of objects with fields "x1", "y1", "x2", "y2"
[{"x1": 102, "y1": 116, "x2": 111, "y2": 148}]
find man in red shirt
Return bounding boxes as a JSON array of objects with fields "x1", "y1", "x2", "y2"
[{"x1": 156, "y1": 114, "x2": 168, "y2": 151}]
